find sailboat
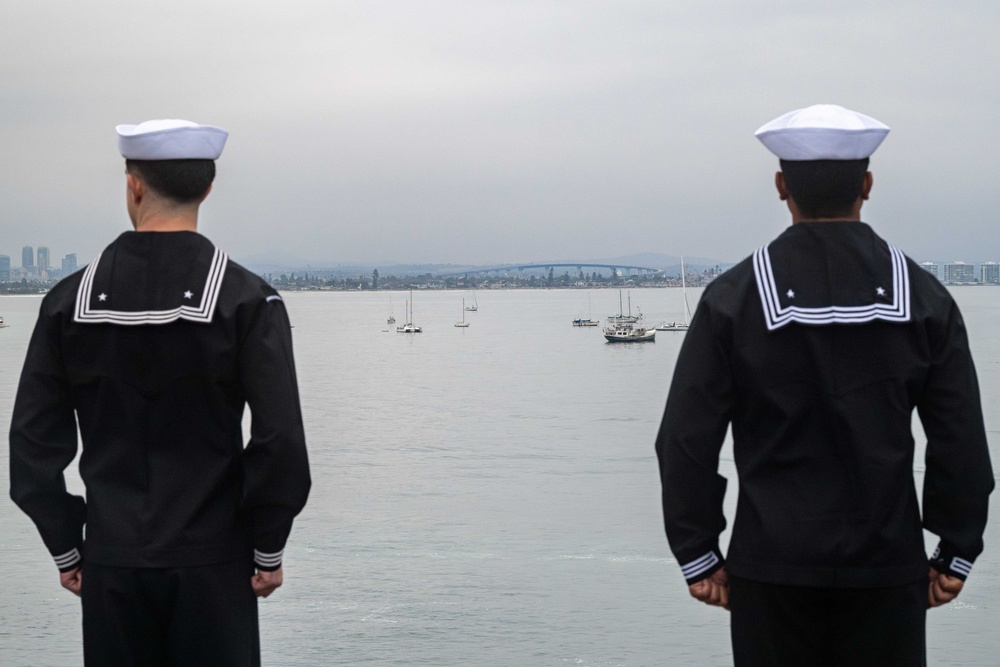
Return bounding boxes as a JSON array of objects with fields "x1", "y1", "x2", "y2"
[
  {"x1": 604, "y1": 290, "x2": 655, "y2": 342},
  {"x1": 572, "y1": 293, "x2": 599, "y2": 327},
  {"x1": 396, "y1": 290, "x2": 422, "y2": 333},
  {"x1": 656, "y1": 256, "x2": 692, "y2": 332},
  {"x1": 455, "y1": 299, "x2": 471, "y2": 327},
  {"x1": 465, "y1": 291, "x2": 478, "y2": 311},
  {"x1": 387, "y1": 295, "x2": 396, "y2": 325}
]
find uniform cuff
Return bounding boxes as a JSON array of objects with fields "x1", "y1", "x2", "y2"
[
  {"x1": 53, "y1": 548, "x2": 82, "y2": 572},
  {"x1": 254, "y1": 548, "x2": 284, "y2": 572},
  {"x1": 929, "y1": 543, "x2": 974, "y2": 581},
  {"x1": 679, "y1": 547, "x2": 725, "y2": 584}
]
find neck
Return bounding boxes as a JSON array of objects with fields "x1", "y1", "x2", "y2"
[
  {"x1": 132, "y1": 209, "x2": 199, "y2": 232},
  {"x1": 789, "y1": 201, "x2": 863, "y2": 225},
  {"x1": 791, "y1": 215, "x2": 861, "y2": 224}
]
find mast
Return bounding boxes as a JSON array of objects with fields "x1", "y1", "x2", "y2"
[{"x1": 680, "y1": 256, "x2": 692, "y2": 322}]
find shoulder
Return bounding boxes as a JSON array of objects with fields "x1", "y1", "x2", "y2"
[
  {"x1": 217, "y1": 258, "x2": 289, "y2": 330},
  {"x1": 700, "y1": 256, "x2": 756, "y2": 309},
  {"x1": 38, "y1": 266, "x2": 88, "y2": 317},
  {"x1": 902, "y1": 255, "x2": 957, "y2": 319},
  {"x1": 903, "y1": 255, "x2": 950, "y2": 297},
  {"x1": 222, "y1": 259, "x2": 281, "y2": 301}
]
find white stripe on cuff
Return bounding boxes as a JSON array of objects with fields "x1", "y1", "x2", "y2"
[
  {"x1": 681, "y1": 551, "x2": 720, "y2": 580},
  {"x1": 54, "y1": 548, "x2": 81, "y2": 569},
  {"x1": 254, "y1": 549, "x2": 284, "y2": 566},
  {"x1": 951, "y1": 557, "x2": 973, "y2": 576}
]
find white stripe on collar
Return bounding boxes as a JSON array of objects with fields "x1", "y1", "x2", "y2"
[
  {"x1": 73, "y1": 247, "x2": 228, "y2": 326},
  {"x1": 753, "y1": 242, "x2": 910, "y2": 331}
]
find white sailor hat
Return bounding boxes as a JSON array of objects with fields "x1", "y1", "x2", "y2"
[
  {"x1": 755, "y1": 104, "x2": 889, "y2": 161},
  {"x1": 116, "y1": 119, "x2": 228, "y2": 160}
]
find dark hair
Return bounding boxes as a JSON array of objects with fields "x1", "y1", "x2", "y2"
[
  {"x1": 779, "y1": 158, "x2": 869, "y2": 219},
  {"x1": 126, "y1": 159, "x2": 216, "y2": 204}
]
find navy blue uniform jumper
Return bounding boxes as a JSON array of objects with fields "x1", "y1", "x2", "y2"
[{"x1": 656, "y1": 221, "x2": 993, "y2": 588}]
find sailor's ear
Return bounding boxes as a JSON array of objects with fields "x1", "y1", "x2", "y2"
[
  {"x1": 861, "y1": 172, "x2": 873, "y2": 201},
  {"x1": 775, "y1": 172, "x2": 790, "y2": 201},
  {"x1": 126, "y1": 172, "x2": 143, "y2": 202}
]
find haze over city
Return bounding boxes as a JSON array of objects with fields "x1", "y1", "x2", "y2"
[{"x1": 2, "y1": 2, "x2": 998, "y2": 268}]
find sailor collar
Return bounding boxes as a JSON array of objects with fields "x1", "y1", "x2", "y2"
[
  {"x1": 75, "y1": 232, "x2": 229, "y2": 326},
  {"x1": 752, "y1": 222, "x2": 910, "y2": 331}
]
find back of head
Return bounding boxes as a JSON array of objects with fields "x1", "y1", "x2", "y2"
[
  {"x1": 755, "y1": 104, "x2": 888, "y2": 219},
  {"x1": 116, "y1": 119, "x2": 228, "y2": 205},
  {"x1": 125, "y1": 159, "x2": 216, "y2": 204},
  {"x1": 778, "y1": 158, "x2": 869, "y2": 219}
]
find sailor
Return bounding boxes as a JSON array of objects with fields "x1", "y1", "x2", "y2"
[
  {"x1": 655, "y1": 105, "x2": 993, "y2": 665},
  {"x1": 10, "y1": 119, "x2": 311, "y2": 665}
]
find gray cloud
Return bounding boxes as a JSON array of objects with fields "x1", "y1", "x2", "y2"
[{"x1": 2, "y1": 1, "x2": 998, "y2": 267}]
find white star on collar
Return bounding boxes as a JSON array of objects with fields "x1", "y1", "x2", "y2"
[
  {"x1": 786, "y1": 289, "x2": 795, "y2": 299},
  {"x1": 876, "y1": 286, "x2": 886, "y2": 296},
  {"x1": 98, "y1": 293, "x2": 107, "y2": 302},
  {"x1": 183, "y1": 290, "x2": 193, "y2": 299}
]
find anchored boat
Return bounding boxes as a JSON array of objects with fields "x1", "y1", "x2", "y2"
[{"x1": 604, "y1": 291, "x2": 655, "y2": 343}]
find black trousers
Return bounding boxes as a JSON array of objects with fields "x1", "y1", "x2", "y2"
[
  {"x1": 81, "y1": 560, "x2": 260, "y2": 667},
  {"x1": 729, "y1": 575, "x2": 927, "y2": 667}
]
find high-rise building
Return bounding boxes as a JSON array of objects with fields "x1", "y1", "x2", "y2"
[
  {"x1": 22, "y1": 246, "x2": 34, "y2": 269},
  {"x1": 62, "y1": 253, "x2": 78, "y2": 275},
  {"x1": 0, "y1": 255, "x2": 10, "y2": 282},
  {"x1": 37, "y1": 246, "x2": 50, "y2": 270},
  {"x1": 980, "y1": 261, "x2": 1000, "y2": 285},
  {"x1": 919, "y1": 262, "x2": 938, "y2": 278},
  {"x1": 942, "y1": 261, "x2": 975, "y2": 283}
]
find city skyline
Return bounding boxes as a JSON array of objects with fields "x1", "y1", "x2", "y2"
[
  {"x1": 4, "y1": 239, "x2": 1000, "y2": 287},
  {"x1": 0, "y1": 244, "x2": 77, "y2": 282}
]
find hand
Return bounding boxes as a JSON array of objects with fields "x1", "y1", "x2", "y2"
[
  {"x1": 251, "y1": 566, "x2": 284, "y2": 598},
  {"x1": 928, "y1": 567, "x2": 964, "y2": 608},
  {"x1": 688, "y1": 567, "x2": 730, "y2": 610},
  {"x1": 60, "y1": 567, "x2": 82, "y2": 597}
]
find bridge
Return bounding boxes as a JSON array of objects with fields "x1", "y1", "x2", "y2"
[{"x1": 437, "y1": 262, "x2": 665, "y2": 278}]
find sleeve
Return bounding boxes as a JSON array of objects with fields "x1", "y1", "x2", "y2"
[
  {"x1": 918, "y1": 300, "x2": 994, "y2": 581},
  {"x1": 239, "y1": 293, "x2": 311, "y2": 572},
  {"x1": 654, "y1": 292, "x2": 733, "y2": 584},
  {"x1": 9, "y1": 298, "x2": 86, "y2": 572}
]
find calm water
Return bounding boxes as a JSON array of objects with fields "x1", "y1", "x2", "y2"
[{"x1": 2, "y1": 287, "x2": 999, "y2": 666}]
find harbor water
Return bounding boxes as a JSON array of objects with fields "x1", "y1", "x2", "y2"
[{"x1": 2, "y1": 287, "x2": 999, "y2": 665}]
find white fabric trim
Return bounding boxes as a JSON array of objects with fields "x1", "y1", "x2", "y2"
[
  {"x1": 53, "y1": 548, "x2": 81, "y2": 569},
  {"x1": 74, "y1": 248, "x2": 228, "y2": 326},
  {"x1": 753, "y1": 242, "x2": 910, "y2": 331},
  {"x1": 680, "y1": 551, "x2": 720, "y2": 580},
  {"x1": 265, "y1": 295, "x2": 283, "y2": 303},
  {"x1": 951, "y1": 557, "x2": 973, "y2": 576},
  {"x1": 254, "y1": 549, "x2": 284, "y2": 567}
]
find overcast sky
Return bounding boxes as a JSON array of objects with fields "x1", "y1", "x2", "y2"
[{"x1": 2, "y1": 1, "x2": 998, "y2": 268}]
